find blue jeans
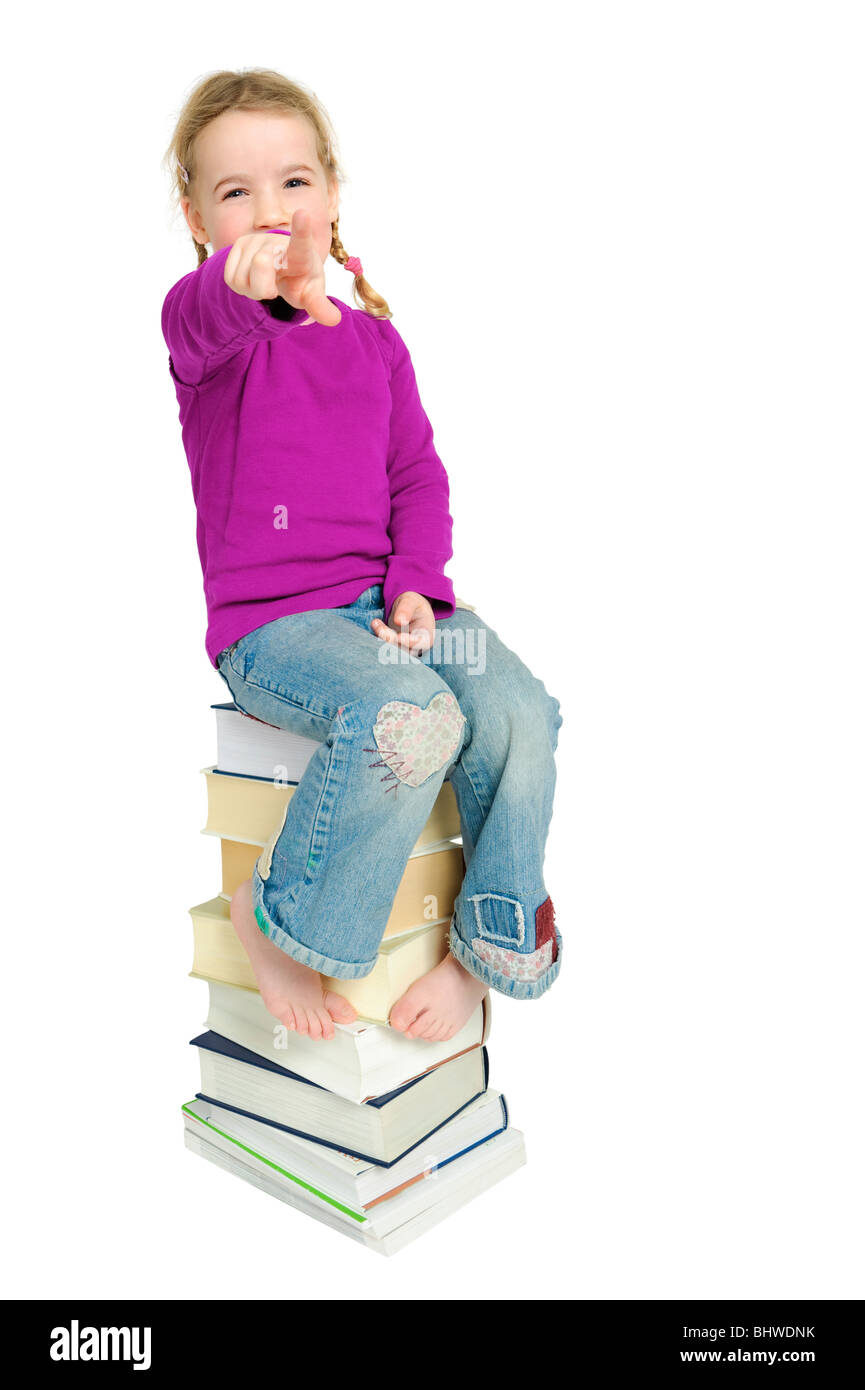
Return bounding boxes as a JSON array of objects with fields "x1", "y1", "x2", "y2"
[{"x1": 215, "y1": 585, "x2": 563, "y2": 1001}]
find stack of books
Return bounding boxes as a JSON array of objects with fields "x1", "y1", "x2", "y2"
[{"x1": 182, "y1": 697, "x2": 527, "y2": 1255}]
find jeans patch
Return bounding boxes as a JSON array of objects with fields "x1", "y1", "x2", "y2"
[
  {"x1": 472, "y1": 937, "x2": 553, "y2": 982},
  {"x1": 470, "y1": 891, "x2": 526, "y2": 947},
  {"x1": 363, "y1": 691, "x2": 465, "y2": 791},
  {"x1": 256, "y1": 802, "x2": 288, "y2": 882},
  {"x1": 535, "y1": 895, "x2": 558, "y2": 963}
]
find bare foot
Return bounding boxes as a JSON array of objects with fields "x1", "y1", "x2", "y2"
[
  {"x1": 229, "y1": 879, "x2": 357, "y2": 1040},
  {"x1": 389, "y1": 950, "x2": 489, "y2": 1041}
]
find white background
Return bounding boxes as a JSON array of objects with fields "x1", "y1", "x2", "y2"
[{"x1": 3, "y1": 0, "x2": 863, "y2": 1300}]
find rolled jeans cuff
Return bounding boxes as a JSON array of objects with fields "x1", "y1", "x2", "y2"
[
  {"x1": 251, "y1": 866, "x2": 379, "y2": 980},
  {"x1": 448, "y1": 894, "x2": 563, "y2": 1001}
]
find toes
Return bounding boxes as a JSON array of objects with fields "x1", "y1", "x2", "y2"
[
  {"x1": 405, "y1": 1009, "x2": 432, "y2": 1038},
  {"x1": 317, "y1": 1008, "x2": 335, "y2": 1041},
  {"x1": 263, "y1": 995, "x2": 296, "y2": 1032},
  {"x1": 306, "y1": 1009, "x2": 324, "y2": 1040},
  {"x1": 390, "y1": 994, "x2": 421, "y2": 1031},
  {"x1": 293, "y1": 1008, "x2": 309, "y2": 1036},
  {"x1": 394, "y1": 1010, "x2": 421, "y2": 1034},
  {"x1": 324, "y1": 990, "x2": 357, "y2": 1023}
]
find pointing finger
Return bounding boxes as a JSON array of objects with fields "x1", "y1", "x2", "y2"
[{"x1": 288, "y1": 207, "x2": 312, "y2": 239}]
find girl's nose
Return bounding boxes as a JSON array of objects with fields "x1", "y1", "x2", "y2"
[{"x1": 254, "y1": 196, "x2": 290, "y2": 231}]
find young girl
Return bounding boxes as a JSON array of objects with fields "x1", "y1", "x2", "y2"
[{"x1": 162, "y1": 68, "x2": 563, "y2": 1045}]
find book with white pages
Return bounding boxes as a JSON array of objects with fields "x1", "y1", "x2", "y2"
[
  {"x1": 190, "y1": 1029, "x2": 489, "y2": 1166},
  {"x1": 183, "y1": 1114, "x2": 525, "y2": 1256},
  {"x1": 182, "y1": 1087, "x2": 509, "y2": 1211},
  {"x1": 202, "y1": 978, "x2": 491, "y2": 1102},
  {"x1": 213, "y1": 701, "x2": 464, "y2": 784}
]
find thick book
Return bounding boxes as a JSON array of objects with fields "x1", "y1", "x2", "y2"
[
  {"x1": 201, "y1": 765, "x2": 461, "y2": 848},
  {"x1": 214, "y1": 699, "x2": 467, "y2": 785},
  {"x1": 183, "y1": 1122, "x2": 525, "y2": 1256},
  {"x1": 188, "y1": 902, "x2": 450, "y2": 1025},
  {"x1": 216, "y1": 837, "x2": 465, "y2": 937},
  {"x1": 202, "y1": 977, "x2": 492, "y2": 1102},
  {"x1": 212, "y1": 703, "x2": 333, "y2": 783},
  {"x1": 182, "y1": 1087, "x2": 509, "y2": 1211},
  {"x1": 189, "y1": 1029, "x2": 489, "y2": 1166}
]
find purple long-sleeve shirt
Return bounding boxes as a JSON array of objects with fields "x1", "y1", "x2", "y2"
[{"x1": 161, "y1": 232, "x2": 456, "y2": 668}]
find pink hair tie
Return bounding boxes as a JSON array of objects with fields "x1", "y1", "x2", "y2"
[{"x1": 345, "y1": 255, "x2": 363, "y2": 277}]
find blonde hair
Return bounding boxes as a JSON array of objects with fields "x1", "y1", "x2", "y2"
[{"x1": 162, "y1": 68, "x2": 391, "y2": 319}]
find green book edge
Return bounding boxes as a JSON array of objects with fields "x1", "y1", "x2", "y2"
[{"x1": 181, "y1": 1101, "x2": 366, "y2": 1224}]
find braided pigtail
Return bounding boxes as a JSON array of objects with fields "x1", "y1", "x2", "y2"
[{"x1": 330, "y1": 219, "x2": 391, "y2": 320}]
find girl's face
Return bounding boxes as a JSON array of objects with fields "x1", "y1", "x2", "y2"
[{"x1": 181, "y1": 109, "x2": 339, "y2": 263}]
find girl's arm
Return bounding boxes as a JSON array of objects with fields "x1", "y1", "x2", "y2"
[
  {"x1": 161, "y1": 234, "x2": 303, "y2": 388},
  {"x1": 380, "y1": 321, "x2": 457, "y2": 626}
]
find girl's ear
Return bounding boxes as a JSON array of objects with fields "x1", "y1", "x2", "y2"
[{"x1": 181, "y1": 194, "x2": 208, "y2": 246}]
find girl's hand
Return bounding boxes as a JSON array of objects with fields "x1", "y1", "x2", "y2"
[
  {"x1": 223, "y1": 210, "x2": 341, "y2": 326},
  {"x1": 372, "y1": 592, "x2": 436, "y2": 655}
]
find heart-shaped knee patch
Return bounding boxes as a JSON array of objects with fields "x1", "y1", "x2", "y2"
[{"x1": 371, "y1": 692, "x2": 465, "y2": 788}]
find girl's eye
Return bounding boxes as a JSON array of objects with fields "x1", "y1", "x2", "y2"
[{"x1": 222, "y1": 178, "x2": 309, "y2": 201}]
